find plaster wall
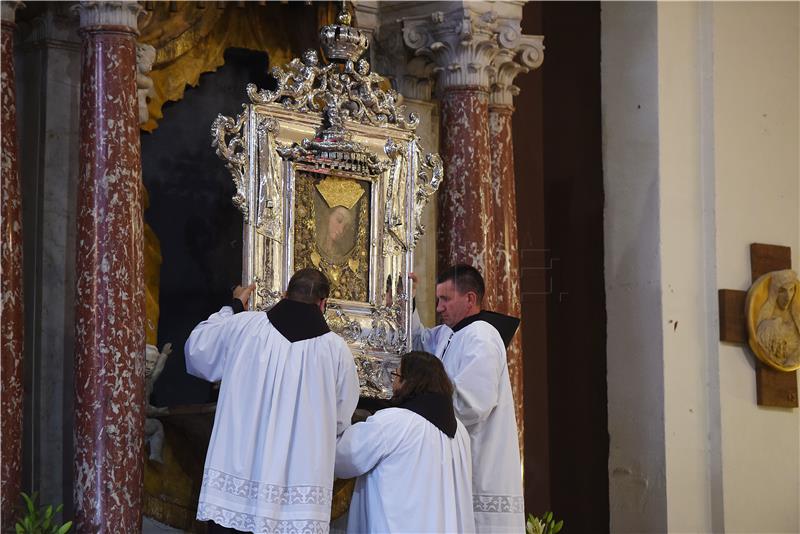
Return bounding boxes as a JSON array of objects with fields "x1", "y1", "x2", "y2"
[
  {"x1": 404, "y1": 99, "x2": 440, "y2": 327},
  {"x1": 604, "y1": 1, "x2": 800, "y2": 532},
  {"x1": 601, "y1": 3, "x2": 667, "y2": 533},
  {"x1": 712, "y1": 3, "x2": 799, "y2": 532}
]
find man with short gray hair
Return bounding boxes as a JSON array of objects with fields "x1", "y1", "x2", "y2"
[{"x1": 412, "y1": 264, "x2": 523, "y2": 533}]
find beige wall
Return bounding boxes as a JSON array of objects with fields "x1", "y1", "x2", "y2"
[
  {"x1": 604, "y1": 1, "x2": 799, "y2": 532},
  {"x1": 405, "y1": 98, "x2": 440, "y2": 327}
]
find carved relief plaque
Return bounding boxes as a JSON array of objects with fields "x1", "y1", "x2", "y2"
[{"x1": 746, "y1": 269, "x2": 800, "y2": 372}]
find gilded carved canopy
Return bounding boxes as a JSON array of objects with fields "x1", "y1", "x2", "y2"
[{"x1": 138, "y1": 1, "x2": 337, "y2": 132}]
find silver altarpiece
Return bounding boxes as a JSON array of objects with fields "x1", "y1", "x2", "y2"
[{"x1": 211, "y1": 10, "x2": 442, "y2": 398}]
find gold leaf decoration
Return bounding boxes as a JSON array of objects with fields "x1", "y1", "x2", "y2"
[{"x1": 315, "y1": 177, "x2": 366, "y2": 209}]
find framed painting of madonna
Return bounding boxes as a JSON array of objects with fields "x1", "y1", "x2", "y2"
[{"x1": 210, "y1": 18, "x2": 442, "y2": 397}]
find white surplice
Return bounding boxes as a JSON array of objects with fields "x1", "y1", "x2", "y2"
[
  {"x1": 334, "y1": 407, "x2": 475, "y2": 533},
  {"x1": 185, "y1": 304, "x2": 360, "y2": 534},
  {"x1": 412, "y1": 310, "x2": 525, "y2": 533}
]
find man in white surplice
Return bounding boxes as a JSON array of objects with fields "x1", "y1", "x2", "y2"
[
  {"x1": 411, "y1": 264, "x2": 524, "y2": 533},
  {"x1": 185, "y1": 268, "x2": 360, "y2": 534},
  {"x1": 335, "y1": 350, "x2": 475, "y2": 533}
]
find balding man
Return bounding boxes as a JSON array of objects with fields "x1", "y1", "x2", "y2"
[
  {"x1": 185, "y1": 268, "x2": 360, "y2": 534},
  {"x1": 412, "y1": 264, "x2": 523, "y2": 534}
]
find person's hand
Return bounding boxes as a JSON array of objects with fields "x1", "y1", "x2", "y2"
[{"x1": 233, "y1": 283, "x2": 257, "y2": 311}]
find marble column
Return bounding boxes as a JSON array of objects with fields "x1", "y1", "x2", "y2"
[
  {"x1": 72, "y1": 2, "x2": 146, "y2": 532},
  {"x1": 402, "y1": 8, "x2": 500, "y2": 302},
  {"x1": 1, "y1": 2, "x2": 25, "y2": 529},
  {"x1": 402, "y1": 2, "x2": 544, "y2": 465},
  {"x1": 489, "y1": 34, "x2": 544, "y2": 465}
]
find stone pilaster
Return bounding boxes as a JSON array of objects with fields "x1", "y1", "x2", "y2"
[
  {"x1": 16, "y1": 1, "x2": 82, "y2": 516},
  {"x1": 72, "y1": 2, "x2": 146, "y2": 532},
  {"x1": 1, "y1": 1, "x2": 25, "y2": 530}
]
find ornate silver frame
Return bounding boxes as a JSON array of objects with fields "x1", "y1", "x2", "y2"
[{"x1": 211, "y1": 12, "x2": 442, "y2": 397}]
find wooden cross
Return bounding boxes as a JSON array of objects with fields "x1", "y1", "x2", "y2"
[{"x1": 718, "y1": 243, "x2": 798, "y2": 408}]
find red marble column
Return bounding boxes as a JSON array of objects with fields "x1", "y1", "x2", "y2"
[
  {"x1": 437, "y1": 87, "x2": 497, "y2": 308},
  {"x1": 489, "y1": 104, "x2": 524, "y2": 459},
  {"x1": 1, "y1": 3, "x2": 24, "y2": 529},
  {"x1": 73, "y1": 3, "x2": 145, "y2": 532}
]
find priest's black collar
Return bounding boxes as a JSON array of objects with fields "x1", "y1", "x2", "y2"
[
  {"x1": 266, "y1": 298, "x2": 330, "y2": 342},
  {"x1": 396, "y1": 392, "x2": 457, "y2": 438},
  {"x1": 451, "y1": 310, "x2": 521, "y2": 348}
]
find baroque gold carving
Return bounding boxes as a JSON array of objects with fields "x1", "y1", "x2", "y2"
[
  {"x1": 316, "y1": 177, "x2": 365, "y2": 210},
  {"x1": 138, "y1": 3, "x2": 335, "y2": 131},
  {"x1": 746, "y1": 269, "x2": 800, "y2": 372}
]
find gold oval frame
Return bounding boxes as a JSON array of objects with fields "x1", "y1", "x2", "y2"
[{"x1": 745, "y1": 270, "x2": 800, "y2": 372}]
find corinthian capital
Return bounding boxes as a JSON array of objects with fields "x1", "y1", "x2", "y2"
[
  {"x1": 400, "y1": 2, "x2": 543, "y2": 96},
  {"x1": 73, "y1": 1, "x2": 143, "y2": 33},
  {"x1": 490, "y1": 26, "x2": 544, "y2": 107},
  {"x1": 1, "y1": 1, "x2": 25, "y2": 24},
  {"x1": 402, "y1": 7, "x2": 501, "y2": 90}
]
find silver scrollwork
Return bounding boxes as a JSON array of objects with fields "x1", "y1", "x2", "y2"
[
  {"x1": 211, "y1": 111, "x2": 249, "y2": 219},
  {"x1": 246, "y1": 52, "x2": 418, "y2": 132},
  {"x1": 413, "y1": 150, "x2": 443, "y2": 246}
]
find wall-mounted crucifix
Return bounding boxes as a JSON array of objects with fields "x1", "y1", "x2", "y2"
[{"x1": 719, "y1": 243, "x2": 799, "y2": 408}]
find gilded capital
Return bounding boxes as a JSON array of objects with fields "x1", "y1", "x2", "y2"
[
  {"x1": 1, "y1": 1, "x2": 25, "y2": 24},
  {"x1": 73, "y1": 1, "x2": 143, "y2": 33}
]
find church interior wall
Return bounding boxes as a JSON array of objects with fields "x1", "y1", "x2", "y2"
[
  {"x1": 712, "y1": 3, "x2": 799, "y2": 531},
  {"x1": 601, "y1": 3, "x2": 668, "y2": 533},
  {"x1": 604, "y1": 1, "x2": 800, "y2": 533},
  {"x1": 402, "y1": 98, "x2": 439, "y2": 327},
  {"x1": 514, "y1": 1, "x2": 610, "y2": 531}
]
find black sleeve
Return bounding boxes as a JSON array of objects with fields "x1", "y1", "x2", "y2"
[{"x1": 230, "y1": 298, "x2": 245, "y2": 314}]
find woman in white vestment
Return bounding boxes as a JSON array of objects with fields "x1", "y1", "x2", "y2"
[{"x1": 335, "y1": 351, "x2": 475, "y2": 534}]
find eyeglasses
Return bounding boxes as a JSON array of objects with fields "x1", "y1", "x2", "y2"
[{"x1": 390, "y1": 371, "x2": 402, "y2": 379}]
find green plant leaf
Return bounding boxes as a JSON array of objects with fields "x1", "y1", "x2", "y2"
[
  {"x1": 21, "y1": 492, "x2": 35, "y2": 515},
  {"x1": 15, "y1": 523, "x2": 25, "y2": 534},
  {"x1": 56, "y1": 521, "x2": 73, "y2": 534},
  {"x1": 55, "y1": 504, "x2": 64, "y2": 514},
  {"x1": 553, "y1": 520, "x2": 564, "y2": 533}
]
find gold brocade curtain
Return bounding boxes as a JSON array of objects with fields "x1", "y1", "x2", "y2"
[{"x1": 138, "y1": 1, "x2": 337, "y2": 132}]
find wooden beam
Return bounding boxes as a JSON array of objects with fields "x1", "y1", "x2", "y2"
[
  {"x1": 750, "y1": 243, "x2": 792, "y2": 282},
  {"x1": 718, "y1": 289, "x2": 747, "y2": 343},
  {"x1": 756, "y1": 363, "x2": 799, "y2": 408}
]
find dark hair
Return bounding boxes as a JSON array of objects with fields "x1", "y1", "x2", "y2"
[
  {"x1": 436, "y1": 263, "x2": 485, "y2": 305},
  {"x1": 286, "y1": 268, "x2": 330, "y2": 304},
  {"x1": 393, "y1": 351, "x2": 454, "y2": 403}
]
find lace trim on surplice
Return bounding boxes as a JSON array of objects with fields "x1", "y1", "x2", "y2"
[
  {"x1": 198, "y1": 502, "x2": 329, "y2": 534},
  {"x1": 472, "y1": 494, "x2": 525, "y2": 514},
  {"x1": 202, "y1": 468, "x2": 333, "y2": 506}
]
